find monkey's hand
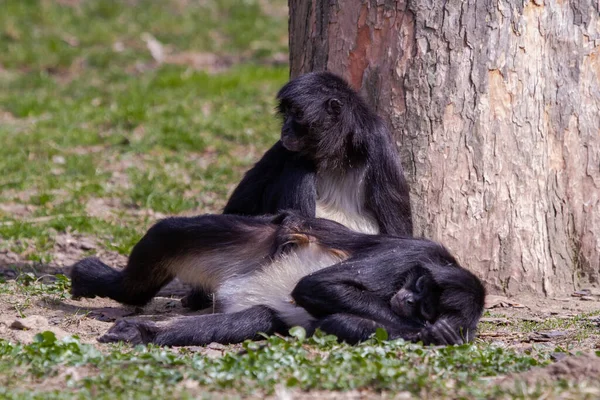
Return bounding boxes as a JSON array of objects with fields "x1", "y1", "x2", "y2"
[
  {"x1": 418, "y1": 319, "x2": 472, "y2": 346},
  {"x1": 98, "y1": 319, "x2": 159, "y2": 345}
]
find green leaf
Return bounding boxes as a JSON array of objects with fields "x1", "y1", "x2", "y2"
[
  {"x1": 34, "y1": 331, "x2": 57, "y2": 345},
  {"x1": 374, "y1": 328, "x2": 388, "y2": 342},
  {"x1": 289, "y1": 326, "x2": 306, "y2": 341},
  {"x1": 286, "y1": 376, "x2": 300, "y2": 387}
]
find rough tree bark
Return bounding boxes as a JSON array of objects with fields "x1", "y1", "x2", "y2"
[{"x1": 289, "y1": 0, "x2": 600, "y2": 296}]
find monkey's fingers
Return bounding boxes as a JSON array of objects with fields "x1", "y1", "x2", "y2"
[{"x1": 424, "y1": 319, "x2": 465, "y2": 345}]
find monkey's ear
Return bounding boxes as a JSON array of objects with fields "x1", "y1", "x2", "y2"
[{"x1": 326, "y1": 98, "x2": 343, "y2": 115}]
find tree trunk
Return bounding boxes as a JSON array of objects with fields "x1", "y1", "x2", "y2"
[{"x1": 288, "y1": 0, "x2": 600, "y2": 296}]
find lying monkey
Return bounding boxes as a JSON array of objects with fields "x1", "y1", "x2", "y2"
[{"x1": 70, "y1": 212, "x2": 485, "y2": 346}]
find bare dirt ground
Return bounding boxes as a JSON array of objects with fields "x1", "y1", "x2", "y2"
[
  {"x1": 0, "y1": 234, "x2": 193, "y2": 341},
  {"x1": 482, "y1": 293, "x2": 600, "y2": 351}
]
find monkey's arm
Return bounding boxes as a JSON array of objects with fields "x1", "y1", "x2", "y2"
[
  {"x1": 291, "y1": 261, "x2": 403, "y2": 326},
  {"x1": 296, "y1": 263, "x2": 473, "y2": 346},
  {"x1": 99, "y1": 306, "x2": 286, "y2": 346},
  {"x1": 224, "y1": 141, "x2": 317, "y2": 217},
  {"x1": 365, "y1": 140, "x2": 413, "y2": 236},
  {"x1": 292, "y1": 255, "x2": 475, "y2": 345}
]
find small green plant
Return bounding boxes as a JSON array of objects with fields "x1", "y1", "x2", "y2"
[
  {"x1": 0, "y1": 330, "x2": 556, "y2": 399},
  {"x1": 13, "y1": 273, "x2": 71, "y2": 299}
]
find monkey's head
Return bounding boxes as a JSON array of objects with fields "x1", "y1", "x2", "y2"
[
  {"x1": 391, "y1": 268, "x2": 441, "y2": 324},
  {"x1": 391, "y1": 247, "x2": 486, "y2": 344},
  {"x1": 276, "y1": 72, "x2": 374, "y2": 169}
]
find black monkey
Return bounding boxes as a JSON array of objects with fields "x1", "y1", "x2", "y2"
[
  {"x1": 70, "y1": 213, "x2": 485, "y2": 346},
  {"x1": 223, "y1": 72, "x2": 413, "y2": 236},
  {"x1": 182, "y1": 72, "x2": 415, "y2": 310}
]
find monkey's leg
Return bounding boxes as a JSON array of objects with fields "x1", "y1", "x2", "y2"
[
  {"x1": 98, "y1": 306, "x2": 287, "y2": 346},
  {"x1": 179, "y1": 211, "x2": 311, "y2": 310},
  {"x1": 70, "y1": 257, "x2": 171, "y2": 306},
  {"x1": 71, "y1": 214, "x2": 277, "y2": 307},
  {"x1": 70, "y1": 218, "x2": 186, "y2": 305}
]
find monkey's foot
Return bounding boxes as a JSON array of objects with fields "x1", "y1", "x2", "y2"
[
  {"x1": 70, "y1": 257, "x2": 121, "y2": 300},
  {"x1": 70, "y1": 257, "x2": 102, "y2": 299},
  {"x1": 98, "y1": 319, "x2": 159, "y2": 345}
]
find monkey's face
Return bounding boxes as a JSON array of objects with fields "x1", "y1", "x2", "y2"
[
  {"x1": 278, "y1": 97, "x2": 345, "y2": 163},
  {"x1": 280, "y1": 103, "x2": 309, "y2": 153},
  {"x1": 276, "y1": 72, "x2": 367, "y2": 167},
  {"x1": 391, "y1": 274, "x2": 440, "y2": 324}
]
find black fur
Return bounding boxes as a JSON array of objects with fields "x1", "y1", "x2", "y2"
[
  {"x1": 71, "y1": 214, "x2": 277, "y2": 306},
  {"x1": 70, "y1": 212, "x2": 485, "y2": 346},
  {"x1": 98, "y1": 306, "x2": 287, "y2": 346},
  {"x1": 291, "y1": 234, "x2": 485, "y2": 345},
  {"x1": 224, "y1": 72, "x2": 412, "y2": 236},
  {"x1": 222, "y1": 141, "x2": 316, "y2": 218},
  {"x1": 184, "y1": 73, "x2": 413, "y2": 310}
]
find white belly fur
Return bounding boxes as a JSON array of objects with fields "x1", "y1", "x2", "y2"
[
  {"x1": 315, "y1": 170, "x2": 379, "y2": 235},
  {"x1": 216, "y1": 243, "x2": 346, "y2": 327},
  {"x1": 315, "y1": 201, "x2": 379, "y2": 234}
]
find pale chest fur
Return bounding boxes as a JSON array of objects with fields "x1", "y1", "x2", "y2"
[
  {"x1": 216, "y1": 243, "x2": 347, "y2": 327},
  {"x1": 315, "y1": 170, "x2": 380, "y2": 234}
]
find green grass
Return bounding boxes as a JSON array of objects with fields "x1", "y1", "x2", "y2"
[
  {"x1": 481, "y1": 311, "x2": 600, "y2": 333},
  {"x1": 479, "y1": 311, "x2": 600, "y2": 349},
  {"x1": 0, "y1": 0, "x2": 288, "y2": 71},
  {"x1": 0, "y1": 276, "x2": 596, "y2": 398},
  {"x1": 0, "y1": 0, "x2": 288, "y2": 258},
  {"x1": 0, "y1": 330, "x2": 562, "y2": 399},
  {"x1": 0, "y1": 272, "x2": 71, "y2": 297}
]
